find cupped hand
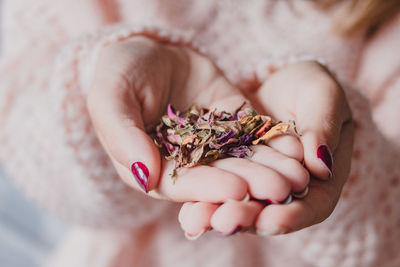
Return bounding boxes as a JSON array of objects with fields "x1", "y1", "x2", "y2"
[
  {"x1": 86, "y1": 36, "x2": 308, "y2": 205},
  {"x1": 252, "y1": 61, "x2": 354, "y2": 234},
  {"x1": 178, "y1": 61, "x2": 354, "y2": 237}
]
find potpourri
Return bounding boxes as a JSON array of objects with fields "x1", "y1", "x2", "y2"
[{"x1": 154, "y1": 103, "x2": 294, "y2": 181}]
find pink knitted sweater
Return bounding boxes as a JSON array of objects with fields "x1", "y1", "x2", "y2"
[{"x1": 1, "y1": 1, "x2": 400, "y2": 266}]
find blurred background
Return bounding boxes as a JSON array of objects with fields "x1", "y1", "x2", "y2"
[
  {"x1": 0, "y1": 1, "x2": 66, "y2": 266},
  {"x1": 0, "y1": 169, "x2": 66, "y2": 267}
]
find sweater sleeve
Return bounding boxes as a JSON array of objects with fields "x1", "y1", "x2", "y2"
[
  {"x1": 0, "y1": 22, "x2": 202, "y2": 228},
  {"x1": 354, "y1": 12, "x2": 400, "y2": 146}
]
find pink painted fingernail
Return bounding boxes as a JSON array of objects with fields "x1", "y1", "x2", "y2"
[
  {"x1": 131, "y1": 162, "x2": 149, "y2": 193},
  {"x1": 317, "y1": 145, "x2": 333, "y2": 178},
  {"x1": 185, "y1": 229, "x2": 206, "y2": 240},
  {"x1": 216, "y1": 226, "x2": 243, "y2": 236},
  {"x1": 257, "y1": 226, "x2": 290, "y2": 236}
]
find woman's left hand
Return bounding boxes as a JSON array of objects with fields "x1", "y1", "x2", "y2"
[{"x1": 178, "y1": 61, "x2": 355, "y2": 238}]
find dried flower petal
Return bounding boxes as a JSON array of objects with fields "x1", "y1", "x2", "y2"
[
  {"x1": 167, "y1": 104, "x2": 187, "y2": 124},
  {"x1": 154, "y1": 103, "x2": 294, "y2": 181},
  {"x1": 252, "y1": 123, "x2": 290, "y2": 145}
]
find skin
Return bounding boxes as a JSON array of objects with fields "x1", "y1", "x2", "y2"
[
  {"x1": 179, "y1": 62, "x2": 354, "y2": 237},
  {"x1": 87, "y1": 36, "x2": 353, "y2": 238}
]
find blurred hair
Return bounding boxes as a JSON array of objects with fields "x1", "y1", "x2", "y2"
[{"x1": 317, "y1": 0, "x2": 400, "y2": 37}]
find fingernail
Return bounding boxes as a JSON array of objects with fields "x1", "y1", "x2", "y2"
[
  {"x1": 216, "y1": 226, "x2": 243, "y2": 236},
  {"x1": 292, "y1": 186, "x2": 309, "y2": 199},
  {"x1": 229, "y1": 226, "x2": 243, "y2": 236},
  {"x1": 131, "y1": 162, "x2": 149, "y2": 193},
  {"x1": 317, "y1": 145, "x2": 333, "y2": 178},
  {"x1": 257, "y1": 226, "x2": 290, "y2": 236},
  {"x1": 241, "y1": 193, "x2": 250, "y2": 202},
  {"x1": 185, "y1": 229, "x2": 206, "y2": 241},
  {"x1": 263, "y1": 199, "x2": 279, "y2": 205},
  {"x1": 280, "y1": 194, "x2": 293, "y2": 205}
]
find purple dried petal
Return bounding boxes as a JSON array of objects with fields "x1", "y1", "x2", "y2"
[
  {"x1": 168, "y1": 104, "x2": 187, "y2": 124},
  {"x1": 167, "y1": 143, "x2": 179, "y2": 155},
  {"x1": 156, "y1": 126, "x2": 179, "y2": 156},
  {"x1": 239, "y1": 133, "x2": 253, "y2": 145},
  {"x1": 226, "y1": 145, "x2": 253, "y2": 158},
  {"x1": 233, "y1": 102, "x2": 246, "y2": 119},
  {"x1": 217, "y1": 131, "x2": 236, "y2": 143},
  {"x1": 236, "y1": 110, "x2": 247, "y2": 120},
  {"x1": 210, "y1": 138, "x2": 238, "y2": 149},
  {"x1": 218, "y1": 112, "x2": 232, "y2": 121}
]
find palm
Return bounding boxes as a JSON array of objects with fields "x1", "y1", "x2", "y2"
[
  {"x1": 94, "y1": 37, "x2": 250, "y2": 202},
  {"x1": 247, "y1": 61, "x2": 354, "y2": 232},
  {"x1": 149, "y1": 48, "x2": 250, "y2": 201},
  {"x1": 176, "y1": 61, "x2": 355, "y2": 237},
  {"x1": 120, "y1": 38, "x2": 301, "y2": 203}
]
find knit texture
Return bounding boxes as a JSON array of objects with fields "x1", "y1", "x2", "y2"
[{"x1": 1, "y1": 0, "x2": 399, "y2": 266}]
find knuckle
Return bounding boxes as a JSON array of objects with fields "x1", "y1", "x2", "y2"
[
  {"x1": 262, "y1": 171, "x2": 291, "y2": 201},
  {"x1": 285, "y1": 139, "x2": 304, "y2": 159},
  {"x1": 284, "y1": 158, "x2": 308, "y2": 180},
  {"x1": 224, "y1": 175, "x2": 248, "y2": 201},
  {"x1": 283, "y1": 157, "x2": 301, "y2": 172},
  {"x1": 269, "y1": 136, "x2": 303, "y2": 160}
]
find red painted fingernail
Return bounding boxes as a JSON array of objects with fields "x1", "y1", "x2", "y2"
[
  {"x1": 257, "y1": 199, "x2": 279, "y2": 206},
  {"x1": 131, "y1": 162, "x2": 149, "y2": 193},
  {"x1": 317, "y1": 145, "x2": 333, "y2": 178},
  {"x1": 229, "y1": 226, "x2": 242, "y2": 236}
]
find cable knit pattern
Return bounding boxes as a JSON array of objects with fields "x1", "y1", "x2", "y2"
[
  {"x1": 46, "y1": 24, "x2": 212, "y2": 227},
  {"x1": 1, "y1": 0, "x2": 400, "y2": 266}
]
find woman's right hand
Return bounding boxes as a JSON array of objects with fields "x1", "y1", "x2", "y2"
[{"x1": 87, "y1": 36, "x2": 308, "y2": 206}]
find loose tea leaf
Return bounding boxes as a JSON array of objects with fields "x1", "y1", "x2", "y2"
[{"x1": 154, "y1": 103, "x2": 293, "y2": 182}]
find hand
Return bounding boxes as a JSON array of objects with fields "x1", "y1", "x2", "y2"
[
  {"x1": 178, "y1": 61, "x2": 354, "y2": 237},
  {"x1": 86, "y1": 36, "x2": 307, "y2": 205},
  {"x1": 252, "y1": 61, "x2": 354, "y2": 233},
  {"x1": 87, "y1": 36, "x2": 248, "y2": 203}
]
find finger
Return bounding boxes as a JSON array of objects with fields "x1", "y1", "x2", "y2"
[
  {"x1": 157, "y1": 162, "x2": 248, "y2": 202},
  {"x1": 210, "y1": 158, "x2": 291, "y2": 202},
  {"x1": 256, "y1": 179, "x2": 335, "y2": 235},
  {"x1": 178, "y1": 202, "x2": 219, "y2": 240},
  {"x1": 256, "y1": 121, "x2": 354, "y2": 235},
  {"x1": 210, "y1": 200, "x2": 263, "y2": 235},
  {"x1": 87, "y1": 73, "x2": 160, "y2": 193},
  {"x1": 250, "y1": 146, "x2": 310, "y2": 193},
  {"x1": 298, "y1": 82, "x2": 352, "y2": 180},
  {"x1": 266, "y1": 134, "x2": 304, "y2": 162},
  {"x1": 254, "y1": 62, "x2": 352, "y2": 180}
]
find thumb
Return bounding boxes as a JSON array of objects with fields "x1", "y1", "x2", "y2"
[
  {"x1": 298, "y1": 89, "x2": 352, "y2": 180},
  {"x1": 87, "y1": 77, "x2": 161, "y2": 193}
]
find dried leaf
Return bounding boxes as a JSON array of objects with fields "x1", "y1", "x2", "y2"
[
  {"x1": 154, "y1": 103, "x2": 294, "y2": 181},
  {"x1": 252, "y1": 123, "x2": 290, "y2": 145}
]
